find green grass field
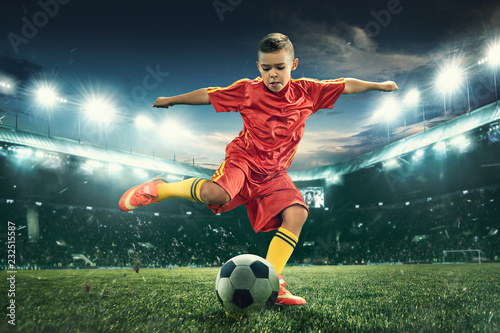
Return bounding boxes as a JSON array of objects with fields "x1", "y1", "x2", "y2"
[{"x1": 1, "y1": 264, "x2": 499, "y2": 332}]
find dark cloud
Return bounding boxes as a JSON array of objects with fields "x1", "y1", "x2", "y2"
[
  {"x1": 316, "y1": 109, "x2": 344, "y2": 117},
  {"x1": 346, "y1": 128, "x2": 375, "y2": 148},
  {"x1": 0, "y1": 53, "x2": 43, "y2": 82}
]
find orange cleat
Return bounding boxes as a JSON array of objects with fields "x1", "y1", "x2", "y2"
[
  {"x1": 275, "y1": 274, "x2": 307, "y2": 306},
  {"x1": 118, "y1": 177, "x2": 167, "y2": 212}
]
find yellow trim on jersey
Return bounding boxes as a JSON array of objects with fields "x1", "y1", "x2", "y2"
[
  {"x1": 207, "y1": 78, "x2": 252, "y2": 94},
  {"x1": 211, "y1": 161, "x2": 227, "y2": 182},
  {"x1": 284, "y1": 147, "x2": 298, "y2": 168},
  {"x1": 244, "y1": 130, "x2": 250, "y2": 149},
  {"x1": 208, "y1": 77, "x2": 342, "y2": 94},
  {"x1": 292, "y1": 77, "x2": 345, "y2": 84}
]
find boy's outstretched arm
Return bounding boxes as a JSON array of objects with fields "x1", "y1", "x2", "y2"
[
  {"x1": 342, "y1": 78, "x2": 398, "y2": 95},
  {"x1": 153, "y1": 88, "x2": 210, "y2": 108}
]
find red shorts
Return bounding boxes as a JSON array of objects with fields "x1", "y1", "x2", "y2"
[{"x1": 207, "y1": 160, "x2": 308, "y2": 233}]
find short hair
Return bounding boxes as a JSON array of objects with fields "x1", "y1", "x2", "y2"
[{"x1": 257, "y1": 33, "x2": 294, "y2": 61}]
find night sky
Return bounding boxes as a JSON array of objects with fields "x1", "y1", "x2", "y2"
[{"x1": 1, "y1": 0, "x2": 499, "y2": 170}]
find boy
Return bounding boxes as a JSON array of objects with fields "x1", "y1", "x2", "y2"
[{"x1": 119, "y1": 33, "x2": 398, "y2": 306}]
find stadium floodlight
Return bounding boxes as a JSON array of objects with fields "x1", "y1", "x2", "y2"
[
  {"x1": 487, "y1": 42, "x2": 500, "y2": 67},
  {"x1": 436, "y1": 63, "x2": 464, "y2": 121},
  {"x1": 0, "y1": 78, "x2": 16, "y2": 99},
  {"x1": 162, "y1": 119, "x2": 181, "y2": 137},
  {"x1": 36, "y1": 86, "x2": 58, "y2": 107},
  {"x1": 131, "y1": 115, "x2": 156, "y2": 158},
  {"x1": 404, "y1": 89, "x2": 426, "y2": 131},
  {"x1": 35, "y1": 84, "x2": 60, "y2": 137},
  {"x1": 436, "y1": 64, "x2": 463, "y2": 93},
  {"x1": 376, "y1": 97, "x2": 400, "y2": 144},
  {"x1": 0, "y1": 81, "x2": 12, "y2": 90},
  {"x1": 84, "y1": 97, "x2": 115, "y2": 123},
  {"x1": 161, "y1": 118, "x2": 192, "y2": 139},
  {"x1": 376, "y1": 97, "x2": 400, "y2": 121},
  {"x1": 403, "y1": 89, "x2": 420, "y2": 106},
  {"x1": 487, "y1": 42, "x2": 500, "y2": 108},
  {"x1": 135, "y1": 115, "x2": 155, "y2": 129},
  {"x1": 160, "y1": 119, "x2": 191, "y2": 160},
  {"x1": 83, "y1": 97, "x2": 116, "y2": 149}
]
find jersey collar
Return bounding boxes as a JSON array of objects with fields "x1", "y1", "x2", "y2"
[{"x1": 263, "y1": 78, "x2": 291, "y2": 98}]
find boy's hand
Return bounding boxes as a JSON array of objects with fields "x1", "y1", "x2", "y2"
[
  {"x1": 153, "y1": 97, "x2": 174, "y2": 108},
  {"x1": 379, "y1": 81, "x2": 399, "y2": 92}
]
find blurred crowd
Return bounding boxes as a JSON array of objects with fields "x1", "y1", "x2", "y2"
[
  {"x1": 305, "y1": 186, "x2": 500, "y2": 265},
  {"x1": 1, "y1": 186, "x2": 498, "y2": 270}
]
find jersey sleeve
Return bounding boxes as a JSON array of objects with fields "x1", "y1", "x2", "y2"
[
  {"x1": 207, "y1": 78, "x2": 250, "y2": 113},
  {"x1": 300, "y1": 78, "x2": 345, "y2": 112}
]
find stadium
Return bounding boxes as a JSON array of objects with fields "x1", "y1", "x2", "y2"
[
  {"x1": 1, "y1": 1, "x2": 500, "y2": 332},
  {"x1": 1, "y1": 100, "x2": 499, "y2": 269}
]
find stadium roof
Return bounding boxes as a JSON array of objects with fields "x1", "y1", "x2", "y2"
[
  {"x1": 289, "y1": 102, "x2": 500, "y2": 182},
  {"x1": 1, "y1": 102, "x2": 499, "y2": 183},
  {"x1": 0, "y1": 126, "x2": 214, "y2": 179}
]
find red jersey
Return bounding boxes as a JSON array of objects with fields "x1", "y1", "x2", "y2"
[{"x1": 207, "y1": 77, "x2": 345, "y2": 174}]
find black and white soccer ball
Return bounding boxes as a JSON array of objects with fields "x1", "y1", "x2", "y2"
[{"x1": 215, "y1": 254, "x2": 279, "y2": 312}]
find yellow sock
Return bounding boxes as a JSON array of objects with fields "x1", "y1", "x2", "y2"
[
  {"x1": 156, "y1": 178, "x2": 206, "y2": 203},
  {"x1": 266, "y1": 227, "x2": 298, "y2": 275}
]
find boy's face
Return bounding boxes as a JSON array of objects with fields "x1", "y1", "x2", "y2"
[{"x1": 257, "y1": 48, "x2": 298, "y2": 93}]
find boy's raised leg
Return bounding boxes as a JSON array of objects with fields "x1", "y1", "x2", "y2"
[{"x1": 119, "y1": 178, "x2": 230, "y2": 212}]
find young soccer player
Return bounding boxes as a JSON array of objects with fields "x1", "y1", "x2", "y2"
[{"x1": 119, "y1": 33, "x2": 398, "y2": 306}]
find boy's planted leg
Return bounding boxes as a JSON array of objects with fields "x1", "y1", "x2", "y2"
[
  {"x1": 266, "y1": 204, "x2": 308, "y2": 306},
  {"x1": 119, "y1": 177, "x2": 230, "y2": 212}
]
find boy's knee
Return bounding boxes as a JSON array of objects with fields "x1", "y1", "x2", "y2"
[
  {"x1": 285, "y1": 204, "x2": 308, "y2": 220},
  {"x1": 281, "y1": 204, "x2": 308, "y2": 236},
  {"x1": 297, "y1": 207, "x2": 308, "y2": 225},
  {"x1": 201, "y1": 181, "x2": 230, "y2": 205}
]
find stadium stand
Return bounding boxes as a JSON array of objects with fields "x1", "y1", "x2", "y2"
[{"x1": 0, "y1": 185, "x2": 498, "y2": 269}]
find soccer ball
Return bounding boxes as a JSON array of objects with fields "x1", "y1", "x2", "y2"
[{"x1": 215, "y1": 254, "x2": 279, "y2": 312}]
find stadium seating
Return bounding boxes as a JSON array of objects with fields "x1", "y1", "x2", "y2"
[{"x1": 1, "y1": 186, "x2": 498, "y2": 269}]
